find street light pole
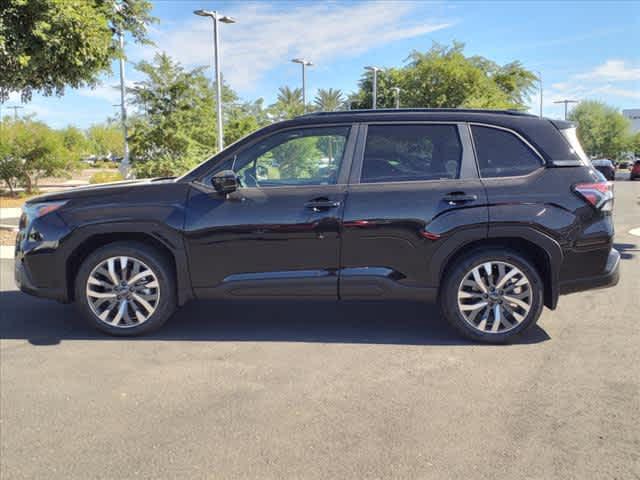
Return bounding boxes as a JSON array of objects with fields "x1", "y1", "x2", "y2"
[
  {"x1": 553, "y1": 99, "x2": 578, "y2": 120},
  {"x1": 195, "y1": 9, "x2": 236, "y2": 152},
  {"x1": 536, "y1": 71, "x2": 543, "y2": 118},
  {"x1": 365, "y1": 66, "x2": 381, "y2": 109},
  {"x1": 391, "y1": 87, "x2": 401, "y2": 109},
  {"x1": 291, "y1": 58, "x2": 313, "y2": 112},
  {"x1": 117, "y1": 30, "x2": 131, "y2": 178}
]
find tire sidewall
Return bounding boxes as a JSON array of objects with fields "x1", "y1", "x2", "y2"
[
  {"x1": 441, "y1": 249, "x2": 544, "y2": 344},
  {"x1": 75, "y1": 242, "x2": 176, "y2": 336}
]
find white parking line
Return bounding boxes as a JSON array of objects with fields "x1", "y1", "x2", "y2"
[
  {"x1": 630, "y1": 227, "x2": 640, "y2": 237},
  {"x1": 0, "y1": 245, "x2": 15, "y2": 259}
]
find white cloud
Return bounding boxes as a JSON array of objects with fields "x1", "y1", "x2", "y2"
[
  {"x1": 131, "y1": 1, "x2": 452, "y2": 92},
  {"x1": 576, "y1": 60, "x2": 640, "y2": 82}
]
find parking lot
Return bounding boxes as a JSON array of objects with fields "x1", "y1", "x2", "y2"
[{"x1": 1, "y1": 182, "x2": 638, "y2": 479}]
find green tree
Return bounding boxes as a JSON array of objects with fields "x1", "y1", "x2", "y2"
[
  {"x1": 568, "y1": 101, "x2": 632, "y2": 159},
  {"x1": 59, "y1": 125, "x2": 90, "y2": 162},
  {"x1": 87, "y1": 123, "x2": 123, "y2": 158},
  {"x1": 127, "y1": 52, "x2": 237, "y2": 177},
  {"x1": 0, "y1": 0, "x2": 155, "y2": 101},
  {"x1": 269, "y1": 86, "x2": 304, "y2": 120},
  {"x1": 349, "y1": 42, "x2": 536, "y2": 110},
  {"x1": 314, "y1": 88, "x2": 345, "y2": 112},
  {"x1": 0, "y1": 119, "x2": 71, "y2": 192}
]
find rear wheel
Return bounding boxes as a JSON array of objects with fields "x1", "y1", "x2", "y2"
[
  {"x1": 440, "y1": 249, "x2": 544, "y2": 344},
  {"x1": 75, "y1": 242, "x2": 176, "y2": 336}
]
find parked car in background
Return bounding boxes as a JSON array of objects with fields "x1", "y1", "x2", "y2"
[
  {"x1": 591, "y1": 159, "x2": 616, "y2": 180},
  {"x1": 15, "y1": 109, "x2": 619, "y2": 344},
  {"x1": 630, "y1": 160, "x2": 640, "y2": 181},
  {"x1": 618, "y1": 161, "x2": 629, "y2": 170}
]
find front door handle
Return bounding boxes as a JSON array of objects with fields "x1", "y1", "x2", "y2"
[
  {"x1": 442, "y1": 192, "x2": 478, "y2": 205},
  {"x1": 304, "y1": 199, "x2": 341, "y2": 211}
]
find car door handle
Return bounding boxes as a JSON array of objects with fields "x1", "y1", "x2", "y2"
[
  {"x1": 304, "y1": 200, "x2": 341, "y2": 211},
  {"x1": 442, "y1": 192, "x2": 478, "y2": 204}
]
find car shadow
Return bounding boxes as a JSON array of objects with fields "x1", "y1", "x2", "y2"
[
  {"x1": 0, "y1": 291, "x2": 550, "y2": 347},
  {"x1": 614, "y1": 242, "x2": 638, "y2": 260}
]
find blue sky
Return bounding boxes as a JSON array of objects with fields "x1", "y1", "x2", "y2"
[{"x1": 5, "y1": 0, "x2": 639, "y2": 128}]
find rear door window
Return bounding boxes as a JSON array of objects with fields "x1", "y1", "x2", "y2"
[
  {"x1": 471, "y1": 125, "x2": 543, "y2": 178},
  {"x1": 361, "y1": 124, "x2": 462, "y2": 183}
]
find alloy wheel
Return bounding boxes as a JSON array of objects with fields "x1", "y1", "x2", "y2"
[
  {"x1": 85, "y1": 256, "x2": 160, "y2": 328},
  {"x1": 457, "y1": 261, "x2": 532, "y2": 334}
]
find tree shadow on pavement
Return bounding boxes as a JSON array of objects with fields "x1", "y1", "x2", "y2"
[{"x1": 0, "y1": 291, "x2": 550, "y2": 347}]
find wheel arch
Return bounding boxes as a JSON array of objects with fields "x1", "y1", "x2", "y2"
[
  {"x1": 64, "y1": 224, "x2": 193, "y2": 306},
  {"x1": 435, "y1": 227, "x2": 562, "y2": 309}
]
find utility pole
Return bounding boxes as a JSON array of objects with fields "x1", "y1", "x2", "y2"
[
  {"x1": 292, "y1": 58, "x2": 313, "y2": 113},
  {"x1": 195, "y1": 9, "x2": 236, "y2": 152},
  {"x1": 365, "y1": 66, "x2": 381, "y2": 109},
  {"x1": 553, "y1": 99, "x2": 578, "y2": 120},
  {"x1": 117, "y1": 30, "x2": 131, "y2": 178},
  {"x1": 5, "y1": 105, "x2": 24, "y2": 120}
]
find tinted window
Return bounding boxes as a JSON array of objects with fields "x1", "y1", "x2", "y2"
[
  {"x1": 361, "y1": 124, "x2": 462, "y2": 183},
  {"x1": 234, "y1": 126, "x2": 350, "y2": 187},
  {"x1": 471, "y1": 126, "x2": 542, "y2": 178}
]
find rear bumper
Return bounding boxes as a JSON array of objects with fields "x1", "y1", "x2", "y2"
[{"x1": 558, "y1": 248, "x2": 620, "y2": 295}]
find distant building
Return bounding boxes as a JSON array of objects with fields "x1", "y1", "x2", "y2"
[{"x1": 623, "y1": 109, "x2": 640, "y2": 133}]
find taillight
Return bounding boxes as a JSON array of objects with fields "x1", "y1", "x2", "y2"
[{"x1": 573, "y1": 182, "x2": 614, "y2": 211}]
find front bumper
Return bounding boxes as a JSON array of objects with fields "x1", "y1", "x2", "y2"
[
  {"x1": 558, "y1": 248, "x2": 620, "y2": 295},
  {"x1": 14, "y1": 255, "x2": 67, "y2": 302}
]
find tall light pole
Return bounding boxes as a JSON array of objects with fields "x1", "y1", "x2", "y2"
[
  {"x1": 554, "y1": 99, "x2": 578, "y2": 120},
  {"x1": 116, "y1": 30, "x2": 131, "y2": 178},
  {"x1": 535, "y1": 71, "x2": 543, "y2": 118},
  {"x1": 291, "y1": 58, "x2": 313, "y2": 112},
  {"x1": 391, "y1": 87, "x2": 401, "y2": 109},
  {"x1": 365, "y1": 66, "x2": 381, "y2": 109},
  {"x1": 195, "y1": 9, "x2": 236, "y2": 152}
]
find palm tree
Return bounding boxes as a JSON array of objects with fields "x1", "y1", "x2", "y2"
[
  {"x1": 313, "y1": 88, "x2": 345, "y2": 112},
  {"x1": 270, "y1": 86, "x2": 304, "y2": 120}
]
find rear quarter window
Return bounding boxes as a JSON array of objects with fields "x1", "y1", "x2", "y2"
[{"x1": 471, "y1": 125, "x2": 543, "y2": 178}]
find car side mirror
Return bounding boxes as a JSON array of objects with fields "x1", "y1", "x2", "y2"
[{"x1": 211, "y1": 170, "x2": 238, "y2": 194}]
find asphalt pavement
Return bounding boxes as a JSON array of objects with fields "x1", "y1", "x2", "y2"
[{"x1": 1, "y1": 182, "x2": 639, "y2": 479}]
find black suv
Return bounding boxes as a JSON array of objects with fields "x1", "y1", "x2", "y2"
[{"x1": 15, "y1": 109, "x2": 619, "y2": 343}]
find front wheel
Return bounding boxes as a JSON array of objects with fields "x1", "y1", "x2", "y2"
[
  {"x1": 75, "y1": 242, "x2": 177, "y2": 336},
  {"x1": 440, "y1": 249, "x2": 544, "y2": 344}
]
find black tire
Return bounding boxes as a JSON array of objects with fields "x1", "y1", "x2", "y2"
[
  {"x1": 75, "y1": 241, "x2": 177, "y2": 336},
  {"x1": 439, "y1": 248, "x2": 544, "y2": 344}
]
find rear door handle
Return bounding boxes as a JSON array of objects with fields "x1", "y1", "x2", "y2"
[
  {"x1": 442, "y1": 192, "x2": 478, "y2": 204},
  {"x1": 304, "y1": 200, "x2": 341, "y2": 211}
]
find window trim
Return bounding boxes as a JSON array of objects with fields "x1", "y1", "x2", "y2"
[
  {"x1": 468, "y1": 122, "x2": 546, "y2": 180},
  {"x1": 349, "y1": 122, "x2": 478, "y2": 186},
  {"x1": 197, "y1": 123, "x2": 359, "y2": 191}
]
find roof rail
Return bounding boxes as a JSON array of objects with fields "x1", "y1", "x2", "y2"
[{"x1": 301, "y1": 108, "x2": 537, "y2": 117}]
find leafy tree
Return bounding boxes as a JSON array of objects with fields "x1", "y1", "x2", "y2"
[
  {"x1": 225, "y1": 98, "x2": 270, "y2": 146},
  {"x1": 349, "y1": 42, "x2": 536, "y2": 110},
  {"x1": 0, "y1": 119, "x2": 72, "y2": 192},
  {"x1": 314, "y1": 88, "x2": 345, "y2": 112},
  {"x1": 269, "y1": 86, "x2": 304, "y2": 120},
  {"x1": 59, "y1": 125, "x2": 90, "y2": 162},
  {"x1": 127, "y1": 52, "x2": 237, "y2": 177},
  {"x1": 568, "y1": 101, "x2": 632, "y2": 159},
  {"x1": 0, "y1": 0, "x2": 155, "y2": 101},
  {"x1": 87, "y1": 123, "x2": 124, "y2": 158}
]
